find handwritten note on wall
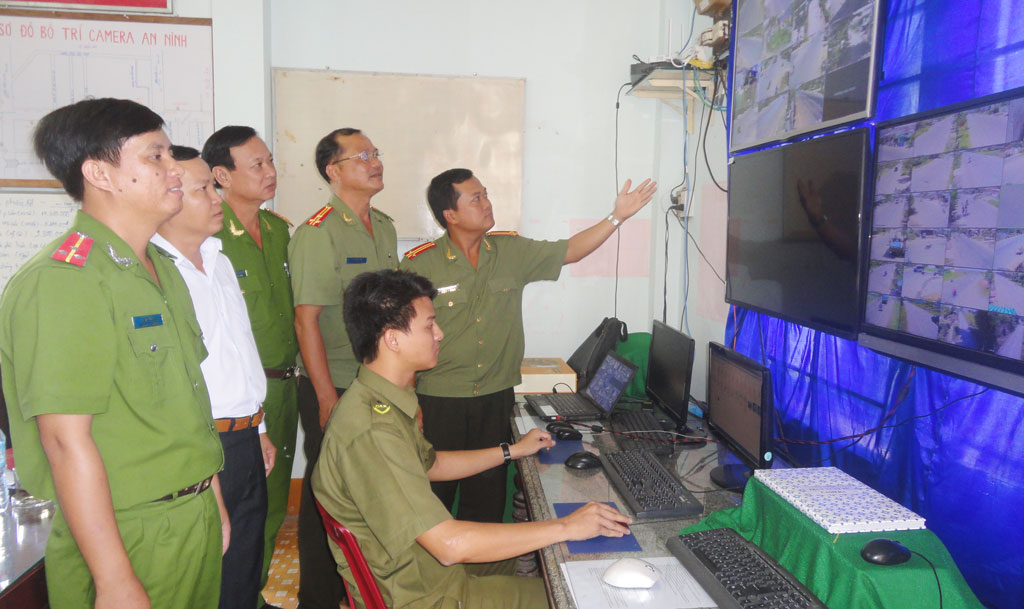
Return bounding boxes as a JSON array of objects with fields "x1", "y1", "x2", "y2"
[{"x1": 0, "y1": 194, "x2": 77, "y2": 293}]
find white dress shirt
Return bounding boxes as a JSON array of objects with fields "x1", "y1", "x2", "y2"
[{"x1": 151, "y1": 234, "x2": 267, "y2": 432}]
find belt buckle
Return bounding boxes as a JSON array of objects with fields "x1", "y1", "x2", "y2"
[
  {"x1": 282, "y1": 366, "x2": 298, "y2": 380},
  {"x1": 193, "y1": 477, "x2": 212, "y2": 496}
]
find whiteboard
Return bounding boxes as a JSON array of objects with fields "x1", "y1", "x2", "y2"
[
  {"x1": 0, "y1": 10, "x2": 214, "y2": 186},
  {"x1": 0, "y1": 192, "x2": 76, "y2": 293},
  {"x1": 272, "y1": 69, "x2": 524, "y2": 239}
]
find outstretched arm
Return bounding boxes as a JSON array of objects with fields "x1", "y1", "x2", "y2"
[
  {"x1": 427, "y1": 428, "x2": 554, "y2": 482},
  {"x1": 564, "y1": 178, "x2": 658, "y2": 263}
]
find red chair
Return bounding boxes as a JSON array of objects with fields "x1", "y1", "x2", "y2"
[{"x1": 315, "y1": 498, "x2": 389, "y2": 609}]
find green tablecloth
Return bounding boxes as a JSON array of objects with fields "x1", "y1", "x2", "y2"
[{"x1": 681, "y1": 477, "x2": 983, "y2": 609}]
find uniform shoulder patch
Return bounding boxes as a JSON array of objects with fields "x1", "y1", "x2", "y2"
[
  {"x1": 305, "y1": 205, "x2": 334, "y2": 227},
  {"x1": 372, "y1": 402, "x2": 391, "y2": 415},
  {"x1": 403, "y1": 241, "x2": 437, "y2": 260},
  {"x1": 370, "y1": 206, "x2": 394, "y2": 222},
  {"x1": 486, "y1": 230, "x2": 519, "y2": 237},
  {"x1": 264, "y1": 209, "x2": 294, "y2": 227},
  {"x1": 51, "y1": 233, "x2": 93, "y2": 267}
]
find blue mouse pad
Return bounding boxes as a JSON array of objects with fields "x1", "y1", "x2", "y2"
[
  {"x1": 552, "y1": 502, "x2": 642, "y2": 554},
  {"x1": 536, "y1": 439, "x2": 584, "y2": 464}
]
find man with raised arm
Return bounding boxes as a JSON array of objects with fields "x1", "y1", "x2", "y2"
[
  {"x1": 312, "y1": 269, "x2": 631, "y2": 609},
  {"x1": 0, "y1": 98, "x2": 223, "y2": 608},
  {"x1": 401, "y1": 168, "x2": 656, "y2": 523}
]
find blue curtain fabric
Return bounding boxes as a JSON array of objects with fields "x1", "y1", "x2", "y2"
[{"x1": 725, "y1": 308, "x2": 1023, "y2": 609}]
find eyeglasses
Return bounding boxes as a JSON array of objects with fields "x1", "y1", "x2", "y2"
[{"x1": 333, "y1": 149, "x2": 382, "y2": 164}]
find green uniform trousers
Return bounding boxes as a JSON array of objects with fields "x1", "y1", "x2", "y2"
[
  {"x1": 260, "y1": 376, "x2": 299, "y2": 596},
  {"x1": 449, "y1": 560, "x2": 546, "y2": 609},
  {"x1": 46, "y1": 488, "x2": 222, "y2": 609}
]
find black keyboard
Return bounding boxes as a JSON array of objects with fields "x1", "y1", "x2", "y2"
[
  {"x1": 667, "y1": 528, "x2": 827, "y2": 609},
  {"x1": 598, "y1": 450, "x2": 702, "y2": 519},
  {"x1": 610, "y1": 410, "x2": 674, "y2": 456}
]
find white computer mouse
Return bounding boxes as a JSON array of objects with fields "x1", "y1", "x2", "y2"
[{"x1": 601, "y1": 557, "x2": 661, "y2": 589}]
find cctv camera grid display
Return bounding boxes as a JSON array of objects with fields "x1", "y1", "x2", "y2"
[
  {"x1": 865, "y1": 96, "x2": 1024, "y2": 361},
  {"x1": 731, "y1": 0, "x2": 878, "y2": 153}
]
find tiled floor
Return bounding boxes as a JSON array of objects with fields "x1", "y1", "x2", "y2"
[{"x1": 262, "y1": 514, "x2": 300, "y2": 609}]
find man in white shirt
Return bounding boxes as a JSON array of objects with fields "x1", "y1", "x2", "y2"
[{"x1": 152, "y1": 145, "x2": 277, "y2": 609}]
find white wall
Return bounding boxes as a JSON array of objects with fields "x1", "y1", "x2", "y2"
[{"x1": 178, "y1": 0, "x2": 731, "y2": 475}]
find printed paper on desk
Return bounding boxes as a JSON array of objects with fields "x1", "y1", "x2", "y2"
[{"x1": 561, "y1": 557, "x2": 715, "y2": 609}]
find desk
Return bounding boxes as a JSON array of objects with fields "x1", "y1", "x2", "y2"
[
  {"x1": 514, "y1": 405, "x2": 737, "y2": 609},
  {"x1": 0, "y1": 507, "x2": 51, "y2": 609}
]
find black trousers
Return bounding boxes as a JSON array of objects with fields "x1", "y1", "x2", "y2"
[
  {"x1": 296, "y1": 375, "x2": 346, "y2": 609},
  {"x1": 217, "y1": 427, "x2": 267, "y2": 609},
  {"x1": 418, "y1": 388, "x2": 515, "y2": 523}
]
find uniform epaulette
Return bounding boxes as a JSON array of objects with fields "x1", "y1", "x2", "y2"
[
  {"x1": 371, "y1": 206, "x2": 394, "y2": 222},
  {"x1": 486, "y1": 230, "x2": 519, "y2": 237},
  {"x1": 51, "y1": 232, "x2": 93, "y2": 267},
  {"x1": 264, "y1": 208, "x2": 294, "y2": 227},
  {"x1": 305, "y1": 205, "x2": 334, "y2": 227},
  {"x1": 404, "y1": 241, "x2": 437, "y2": 260}
]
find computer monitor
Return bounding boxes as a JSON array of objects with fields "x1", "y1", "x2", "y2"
[
  {"x1": 705, "y1": 342, "x2": 775, "y2": 491},
  {"x1": 646, "y1": 321, "x2": 705, "y2": 445}
]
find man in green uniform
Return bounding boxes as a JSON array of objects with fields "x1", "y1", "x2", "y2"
[
  {"x1": 288, "y1": 128, "x2": 396, "y2": 609},
  {"x1": 313, "y1": 269, "x2": 632, "y2": 609},
  {"x1": 0, "y1": 98, "x2": 224, "y2": 609},
  {"x1": 401, "y1": 168, "x2": 656, "y2": 523},
  {"x1": 202, "y1": 126, "x2": 299, "y2": 609}
]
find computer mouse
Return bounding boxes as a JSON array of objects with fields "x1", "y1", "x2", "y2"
[
  {"x1": 601, "y1": 557, "x2": 661, "y2": 589},
  {"x1": 546, "y1": 422, "x2": 582, "y2": 441},
  {"x1": 564, "y1": 451, "x2": 602, "y2": 470},
  {"x1": 860, "y1": 538, "x2": 911, "y2": 565}
]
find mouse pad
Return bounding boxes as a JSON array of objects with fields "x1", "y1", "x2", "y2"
[
  {"x1": 553, "y1": 502, "x2": 642, "y2": 554},
  {"x1": 536, "y1": 439, "x2": 584, "y2": 464}
]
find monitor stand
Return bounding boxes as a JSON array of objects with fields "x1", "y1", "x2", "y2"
[{"x1": 710, "y1": 464, "x2": 752, "y2": 493}]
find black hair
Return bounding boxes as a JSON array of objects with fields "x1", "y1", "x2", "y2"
[
  {"x1": 427, "y1": 168, "x2": 474, "y2": 229},
  {"x1": 343, "y1": 270, "x2": 437, "y2": 363},
  {"x1": 33, "y1": 98, "x2": 165, "y2": 202},
  {"x1": 169, "y1": 145, "x2": 201, "y2": 162},
  {"x1": 314, "y1": 128, "x2": 363, "y2": 182},
  {"x1": 201, "y1": 125, "x2": 258, "y2": 187}
]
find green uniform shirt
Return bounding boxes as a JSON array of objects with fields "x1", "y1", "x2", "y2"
[
  {"x1": 289, "y1": 195, "x2": 398, "y2": 388},
  {"x1": 0, "y1": 211, "x2": 223, "y2": 509},
  {"x1": 215, "y1": 203, "x2": 298, "y2": 370},
  {"x1": 312, "y1": 366, "x2": 463, "y2": 609},
  {"x1": 401, "y1": 232, "x2": 567, "y2": 397}
]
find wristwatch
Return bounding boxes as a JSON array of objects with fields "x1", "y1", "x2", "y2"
[
  {"x1": 500, "y1": 442, "x2": 512, "y2": 463},
  {"x1": 809, "y1": 213, "x2": 829, "y2": 228},
  {"x1": 606, "y1": 213, "x2": 622, "y2": 228}
]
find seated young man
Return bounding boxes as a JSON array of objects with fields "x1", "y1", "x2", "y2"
[{"x1": 312, "y1": 269, "x2": 632, "y2": 609}]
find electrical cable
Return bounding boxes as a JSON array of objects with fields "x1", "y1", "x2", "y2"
[
  {"x1": 613, "y1": 81, "x2": 631, "y2": 318},
  {"x1": 910, "y1": 550, "x2": 944, "y2": 609},
  {"x1": 703, "y1": 71, "x2": 728, "y2": 193},
  {"x1": 675, "y1": 215, "x2": 725, "y2": 284},
  {"x1": 680, "y1": 86, "x2": 708, "y2": 333}
]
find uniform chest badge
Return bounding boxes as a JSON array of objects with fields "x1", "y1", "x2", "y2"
[{"x1": 372, "y1": 402, "x2": 391, "y2": 415}]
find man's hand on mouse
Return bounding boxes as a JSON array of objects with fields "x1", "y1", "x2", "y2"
[
  {"x1": 560, "y1": 501, "x2": 632, "y2": 540},
  {"x1": 511, "y1": 428, "x2": 556, "y2": 458}
]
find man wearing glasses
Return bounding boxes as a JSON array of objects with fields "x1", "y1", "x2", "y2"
[{"x1": 288, "y1": 128, "x2": 397, "y2": 609}]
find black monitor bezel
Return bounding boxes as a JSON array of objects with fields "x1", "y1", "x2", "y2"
[
  {"x1": 858, "y1": 85, "x2": 1024, "y2": 392},
  {"x1": 725, "y1": 127, "x2": 873, "y2": 340},
  {"x1": 645, "y1": 320, "x2": 696, "y2": 430},
  {"x1": 705, "y1": 342, "x2": 775, "y2": 471}
]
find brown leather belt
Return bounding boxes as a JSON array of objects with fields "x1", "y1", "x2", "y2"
[
  {"x1": 215, "y1": 407, "x2": 265, "y2": 433},
  {"x1": 264, "y1": 366, "x2": 298, "y2": 380},
  {"x1": 153, "y1": 476, "x2": 213, "y2": 503}
]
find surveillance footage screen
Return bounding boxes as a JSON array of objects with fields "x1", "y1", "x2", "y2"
[
  {"x1": 864, "y1": 91, "x2": 1024, "y2": 366},
  {"x1": 730, "y1": 0, "x2": 880, "y2": 153}
]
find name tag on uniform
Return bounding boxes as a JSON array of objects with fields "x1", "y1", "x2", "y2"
[
  {"x1": 437, "y1": 284, "x2": 458, "y2": 294},
  {"x1": 346, "y1": 257, "x2": 367, "y2": 264},
  {"x1": 132, "y1": 314, "x2": 164, "y2": 329},
  {"x1": 236, "y1": 269, "x2": 248, "y2": 278}
]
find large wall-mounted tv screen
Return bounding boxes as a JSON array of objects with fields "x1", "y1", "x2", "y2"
[
  {"x1": 726, "y1": 128, "x2": 869, "y2": 339},
  {"x1": 730, "y1": 0, "x2": 882, "y2": 153},
  {"x1": 861, "y1": 88, "x2": 1024, "y2": 387}
]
